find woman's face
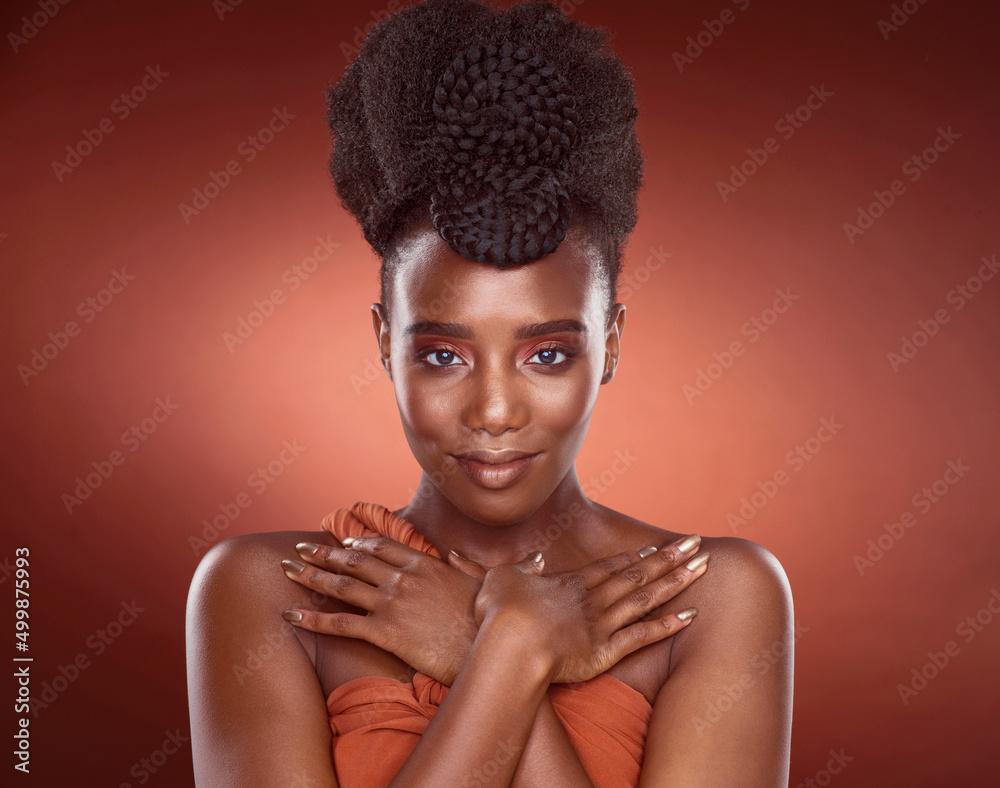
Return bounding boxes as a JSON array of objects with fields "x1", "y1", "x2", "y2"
[{"x1": 372, "y1": 224, "x2": 625, "y2": 528}]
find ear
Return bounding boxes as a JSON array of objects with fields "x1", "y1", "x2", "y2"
[
  {"x1": 371, "y1": 303, "x2": 393, "y2": 380},
  {"x1": 601, "y1": 303, "x2": 626, "y2": 384}
]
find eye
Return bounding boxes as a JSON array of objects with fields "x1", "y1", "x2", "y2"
[
  {"x1": 422, "y1": 348, "x2": 463, "y2": 367},
  {"x1": 529, "y1": 345, "x2": 570, "y2": 365}
]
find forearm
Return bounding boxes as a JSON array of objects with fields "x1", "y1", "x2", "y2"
[
  {"x1": 387, "y1": 615, "x2": 552, "y2": 788},
  {"x1": 511, "y1": 695, "x2": 596, "y2": 788},
  {"x1": 442, "y1": 628, "x2": 595, "y2": 787}
]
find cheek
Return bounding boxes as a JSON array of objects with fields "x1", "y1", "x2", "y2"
[
  {"x1": 394, "y1": 371, "x2": 453, "y2": 446},
  {"x1": 536, "y1": 378, "x2": 595, "y2": 434}
]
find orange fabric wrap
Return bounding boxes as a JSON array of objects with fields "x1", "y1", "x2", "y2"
[{"x1": 319, "y1": 502, "x2": 652, "y2": 788}]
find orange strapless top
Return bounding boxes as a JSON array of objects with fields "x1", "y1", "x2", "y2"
[{"x1": 319, "y1": 502, "x2": 653, "y2": 788}]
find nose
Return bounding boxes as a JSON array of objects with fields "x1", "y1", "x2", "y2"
[{"x1": 462, "y1": 358, "x2": 529, "y2": 436}]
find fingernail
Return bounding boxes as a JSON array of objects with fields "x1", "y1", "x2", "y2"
[
  {"x1": 677, "y1": 607, "x2": 698, "y2": 621},
  {"x1": 638, "y1": 546, "x2": 658, "y2": 558},
  {"x1": 342, "y1": 536, "x2": 356, "y2": 548},
  {"x1": 685, "y1": 552, "x2": 710, "y2": 571},
  {"x1": 296, "y1": 542, "x2": 319, "y2": 556},
  {"x1": 677, "y1": 534, "x2": 701, "y2": 553},
  {"x1": 282, "y1": 610, "x2": 303, "y2": 622},
  {"x1": 450, "y1": 549, "x2": 465, "y2": 559},
  {"x1": 529, "y1": 552, "x2": 543, "y2": 563},
  {"x1": 282, "y1": 559, "x2": 305, "y2": 575}
]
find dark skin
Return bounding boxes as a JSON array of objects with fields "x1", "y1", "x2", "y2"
[{"x1": 185, "y1": 222, "x2": 794, "y2": 786}]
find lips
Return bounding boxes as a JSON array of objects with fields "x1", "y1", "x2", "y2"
[
  {"x1": 452, "y1": 449, "x2": 539, "y2": 489},
  {"x1": 454, "y1": 449, "x2": 537, "y2": 465}
]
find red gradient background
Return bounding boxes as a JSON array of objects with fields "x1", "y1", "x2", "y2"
[{"x1": 3, "y1": 0, "x2": 999, "y2": 785}]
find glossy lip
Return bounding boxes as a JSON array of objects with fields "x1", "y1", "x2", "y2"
[
  {"x1": 453, "y1": 449, "x2": 537, "y2": 464},
  {"x1": 452, "y1": 450, "x2": 539, "y2": 489}
]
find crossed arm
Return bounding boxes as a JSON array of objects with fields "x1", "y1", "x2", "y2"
[{"x1": 186, "y1": 530, "x2": 792, "y2": 787}]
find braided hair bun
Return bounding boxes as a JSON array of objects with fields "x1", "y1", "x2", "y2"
[
  {"x1": 326, "y1": 0, "x2": 642, "y2": 298},
  {"x1": 430, "y1": 42, "x2": 577, "y2": 266}
]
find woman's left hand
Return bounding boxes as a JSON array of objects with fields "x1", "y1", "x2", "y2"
[{"x1": 281, "y1": 537, "x2": 486, "y2": 685}]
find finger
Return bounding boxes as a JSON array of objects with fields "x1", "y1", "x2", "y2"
[
  {"x1": 446, "y1": 550, "x2": 488, "y2": 582},
  {"x1": 282, "y1": 558, "x2": 381, "y2": 611},
  {"x1": 341, "y1": 535, "x2": 427, "y2": 569},
  {"x1": 293, "y1": 541, "x2": 392, "y2": 589},
  {"x1": 571, "y1": 546, "x2": 658, "y2": 590},
  {"x1": 604, "y1": 552, "x2": 709, "y2": 631},
  {"x1": 606, "y1": 608, "x2": 698, "y2": 660},
  {"x1": 590, "y1": 533, "x2": 701, "y2": 605},
  {"x1": 281, "y1": 607, "x2": 373, "y2": 640},
  {"x1": 514, "y1": 551, "x2": 545, "y2": 575}
]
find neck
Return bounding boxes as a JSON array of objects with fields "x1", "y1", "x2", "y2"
[{"x1": 394, "y1": 466, "x2": 601, "y2": 571}]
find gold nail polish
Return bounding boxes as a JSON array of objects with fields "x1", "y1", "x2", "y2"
[
  {"x1": 282, "y1": 610, "x2": 302, "y2": 622},
  {"x1": 282, "y1": 559, "x2": 305, "y2": 575},
  {"x1": 677, "y1": 534, "x2": 701, "y2": 553},
  {"x1": 684, "y1": 552, "x2": 710, "y2": 571},
  {"x1": 342, "y1": 536, "x2": 356, "y2": 548},
  {"x1": 296, "y1": 542, "x2": 318, "y2": 556},
  {"x1": 638, "y1": 546, "x2": 658, "y2": 558},
  {"x1": 677, "y1": 608, "x2": 698, "y2": 621}
]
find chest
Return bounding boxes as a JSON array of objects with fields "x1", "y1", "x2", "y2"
[{"x1": 310, "y1": 626, "x2": 671, "y2": 706}]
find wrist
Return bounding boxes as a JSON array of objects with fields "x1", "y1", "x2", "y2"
[{"x1": 476, "y1": 610, "x2": 555, "y2": 686}]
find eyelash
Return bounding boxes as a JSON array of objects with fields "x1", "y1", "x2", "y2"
[{"x1": 416, "y1": 343, "x2": 576, "y2": 369}]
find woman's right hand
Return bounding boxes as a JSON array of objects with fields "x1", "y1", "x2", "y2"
[{"x1": 471, "y1": 535, "x2": 708, "y2": 685}]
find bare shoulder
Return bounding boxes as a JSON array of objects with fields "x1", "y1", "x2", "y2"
[
  {"x1": 601, "y1": 506, "x2": 792, "y2": 632},
  {"x1": 637, "y1": 534, "x2": 795, "y2": 785},
  {"x1": 668, "y1": 535, "x2": 794, "y2": 668},
  {"x1": 188, "y1": 530, "x2": 340, "y2": 609},
  {"x1": 696, "y1": 535, "x2": 791, "y2": 602},
  {"x1": 592, "y1": 503, "x2": 791, "y2": 611},
  {"x1": 186, "y1": 530, "x2": 344, "y2": 786},
  {"x1": 186, "y1": 529, "x2": 344, "y2": 668}
]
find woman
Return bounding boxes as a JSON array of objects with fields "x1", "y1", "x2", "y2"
[{"x1": 185, "y1": 1, "x2": 793, "y2": 785}]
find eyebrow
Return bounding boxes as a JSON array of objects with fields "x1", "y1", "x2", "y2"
[{"x1": 404, "y1": 318, "x2": 587, "y2": 340}]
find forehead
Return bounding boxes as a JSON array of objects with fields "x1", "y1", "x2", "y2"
[{"x1": 390, "y1": 227, "x2": 605, "y2": 325}]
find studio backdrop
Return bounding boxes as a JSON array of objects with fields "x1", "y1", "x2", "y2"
[{"x1": 2, "y1": 0, "x2": 998, "y2": 786}]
